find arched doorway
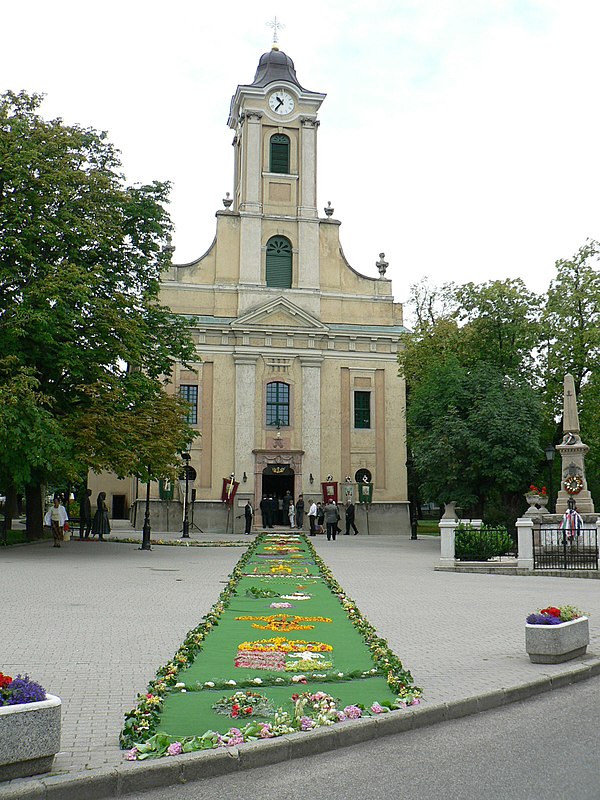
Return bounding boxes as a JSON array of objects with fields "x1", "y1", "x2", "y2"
[{"x1": 262, "y1": 464, "x2": 295, "y2": 525}]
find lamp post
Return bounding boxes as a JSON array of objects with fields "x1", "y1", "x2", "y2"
[
  {"x1": 140, "y1": 468, "x2": 152, "y2": 551},
  {"x1": 181, "y1": 452, "x2": 191, "y2": 538},
  {"x1": 406, "y1": 454, "x2": 418, "y2": 540},
  {"x1": 544, "y1": 443, "x2": 555, "y2": 513}
]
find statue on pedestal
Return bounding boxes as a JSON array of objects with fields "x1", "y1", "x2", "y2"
[{"x1": 554, "y1": 374, "x2": 595, "y2": 515}]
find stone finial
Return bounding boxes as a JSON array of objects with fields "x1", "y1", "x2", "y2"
[
  {"x1": 223, "y1": 192, "x2": 233, "y2": 209},
  {"x1": 376, "y1": 253, "x2": 388, "y2": 278},
  {"x1": 324, "y1": 201, "x2": 334, "y2": 217},
  {"x1": 562, "y1": 373, "x2": 580, "y2": 436}
]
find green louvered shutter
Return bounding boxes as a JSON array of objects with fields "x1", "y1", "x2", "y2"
[
  {"x1": 270, "y1": 134, "x2": 290, "y2": 174},
  {"x1": 266, "y1": 237, "x2": 292, "y2": 288}
]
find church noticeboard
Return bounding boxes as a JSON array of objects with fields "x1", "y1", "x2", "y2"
[
  {"x1": 321, "y1": 481, "x2": 338, "y2": 503},
  {"x1": 358, "y1": 482, "x2": 373, "y2": 505}
]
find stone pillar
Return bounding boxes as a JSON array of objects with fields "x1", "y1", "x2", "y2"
[
  {"x1": 239, "y1": 112, "x2": 262, "y2": 214},
  {"x1": 234, "y1": 354, "x2": 258, "y2": 491},
  {"x1": 300, "y1": 356, "x2": 323, "y2": 493},
  {"x1": 298, "y1": 118, "x2": 319, "y2": 218},
  {"x1": 439, "y1": 518, "x2": 458, "y2": 564},
  {"x1": 516, "y1": 516, "x2": 534, "y2": 571}
]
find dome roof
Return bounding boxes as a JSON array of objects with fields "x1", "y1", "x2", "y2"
[{"x1": 250, "y1": 47, "x2": 305, "y2": 89}]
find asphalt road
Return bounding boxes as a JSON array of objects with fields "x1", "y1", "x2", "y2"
[{"x1": 125, "y1": 676, "x2": 600, "y2": 800}]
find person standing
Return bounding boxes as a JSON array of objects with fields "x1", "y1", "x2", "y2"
[
  {"x1": 344, "y1": 501, "x2": 359, "y2": 535},
  {"x1": 91, "y1": 491, "x2": 111, "y2": 541},
  {"x1": 316, "y1": 502, "x2": 324, "y2": 534},
  {"x1": 308, "y1": 499, "x2": 317, "y2": 535},
  {"x1": 288, "y1": 500, "x2": 295, "y2": 528},
  {"x1": 324, "y1": 499, "x2": 339, "y2": 541},
  {"x1": 283, "y1": 490, "x2": 293, "y2": 525},
  {"x1": 79, "y1": 488, "x2": 92, "y2": 539},
  {"x1": 268, "y1": 496, "x2": 276, "y2": 528},
  {"x1": 45, "y1": 497, "x2": 68, "y2": 547},
  {"x1": 259, "y1": 496, "x2": 269, "y2": 528},
  {"x1": 244, "y1": 500, "x2": 253, "y2": 535},
  {"x1": 296, "y1": 494, "x2": 305, "y2": 530}
]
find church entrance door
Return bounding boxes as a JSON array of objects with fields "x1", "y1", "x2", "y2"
[{"x1": 262, "y1": 465, "x2": 295, "y2": 525}]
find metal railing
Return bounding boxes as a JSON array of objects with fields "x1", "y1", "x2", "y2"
[{"x1": 533, "y1": 527, "x2": 599, "y2": 570}]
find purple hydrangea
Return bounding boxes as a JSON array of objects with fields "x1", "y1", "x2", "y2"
[
  {"x1": 4, "y1": 675, "x2": 46, "y2": 705},
  {"x1": 526, "y1": 613, "x2": 563, "y2": 625},
  {"x1": 300, "y1": 716, "x2": 314, "y2": 730},
  {"x1": 167, "y1": 741, "x2": 183, "y2": 756},
  {"x1": 343, "y1": 705, "x2": 362, "y2": 720}
]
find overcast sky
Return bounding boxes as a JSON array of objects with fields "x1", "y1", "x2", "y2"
[{"x1": 3, "y1": 1, "x2": 599, "y2": 306}]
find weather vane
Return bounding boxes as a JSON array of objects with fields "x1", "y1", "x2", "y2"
[{"x1": 266, "y1": 15, "x2": 285, "y2": 46}]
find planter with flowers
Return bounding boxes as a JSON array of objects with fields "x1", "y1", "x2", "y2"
[
  {"x1": 525, "y1": 606, "x2": 589, "y2": 664},
  {"x1": 525, "y1": 485, "x2": 548, "y2": 511},
  {"x1": 0, "y1": 673, "x2": 61, "y2": 780}
]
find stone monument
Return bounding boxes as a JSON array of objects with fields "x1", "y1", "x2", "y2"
[{"x1": 554, "y1": 373, "x2": 595, "y2": 514}]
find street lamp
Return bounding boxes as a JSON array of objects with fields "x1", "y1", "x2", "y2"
[
  {"x1": 181, "y1": 452, "x2": 191, "y2": 538},
  {"x1": 406, "y1": 454, "x2": 418, "y2": 540},
  {"x1": 140, "y1": 467, "x2": 152, "y2": 551},
  {"x1": 544, "y1": 443, "x2": 555, "y2": 513}
]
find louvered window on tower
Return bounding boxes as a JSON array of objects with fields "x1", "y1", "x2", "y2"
[
  {"x1": 265, "y1": 236, "x2": 293, "y2": 288},
  {"x1": 270, "y1": 134, "x2": 290, "y2": 174}
]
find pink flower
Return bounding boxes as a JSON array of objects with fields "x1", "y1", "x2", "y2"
[
  {"x1": 409, "y1": 698, "x2": 420, "y2": 706},
  {"x1": 336, "y1": 711, "x2": 347, "y2": 721},
  {"x1": 343, "y1": 705, "x2": 362, "y2": 720},
  {"x1": 300, "y1": 716, "x2": 315, "y2": 730},
  {"x1": 167, "y1": 742, "x2": 183, "y2": 756},
  {"x1": 259, "y1": 723, "x2": 274, "y2": 738},
  {"x1": 370, "y1": 702, "x2": 385, "y2": 714},
  {"x1": 125, "y1": 748, "x2": 139, "y2": 761}
]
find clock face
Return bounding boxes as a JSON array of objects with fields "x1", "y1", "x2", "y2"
[{"x1": 268, "y1": 90, "x2": 295, "y2": 115}]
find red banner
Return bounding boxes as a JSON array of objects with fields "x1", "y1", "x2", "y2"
[
  {"x1": 221, "y1": 476, "x2": 239, "y2": 505},
  {"x1": 321, "y1": 481, "x2": 338, "y2": 504}
]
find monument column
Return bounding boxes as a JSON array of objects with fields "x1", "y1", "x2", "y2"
[{"x1": 555, "y1": 373, "x2": 595, "y2": 514}]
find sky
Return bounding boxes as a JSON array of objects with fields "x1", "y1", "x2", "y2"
[{"x1": 3, "y1": 1, "x2": 600, "y2": 308}]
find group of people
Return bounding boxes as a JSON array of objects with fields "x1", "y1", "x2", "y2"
[
  {"x1": 44, "y1": 490, "x2": 111, "y2": 547},
  {"x1": 258, "y1": 491, "x2": 305, "y2": 529},
  {"x1": 307, "y1": 498, "x2": 359, "y2": 540}
]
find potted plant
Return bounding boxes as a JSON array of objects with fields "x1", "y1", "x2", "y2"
[
  {"x1": 525, "y1": 605, "x2": 589, "y2": 663},
  {"x1": 0, "y1": 673, "x2": 61, "y2": 780}
]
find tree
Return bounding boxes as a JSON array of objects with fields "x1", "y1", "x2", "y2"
[{"x1": 0, "y1": 91, "x2": 197, "y2": 534}]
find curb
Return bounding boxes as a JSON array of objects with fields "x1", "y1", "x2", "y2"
[{"x1": 2, "y1": 655, "x2": 599, "y2": 800}]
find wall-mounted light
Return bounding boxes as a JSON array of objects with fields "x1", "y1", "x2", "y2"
[
  {"x1": 243, "y1": 472, "x2": 247, "y2": 483},
  {"x1": 309, "y1": 473, "x2": 314, "y2": 484}
]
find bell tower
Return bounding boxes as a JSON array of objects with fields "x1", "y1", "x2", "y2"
[{"x1": 227, "y1": 47, "x2": 326, "y2": 290}]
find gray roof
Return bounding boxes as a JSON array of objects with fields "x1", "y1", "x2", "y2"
[{"x1": 249, "y1": 47, "x2": 307, "y2": 90}]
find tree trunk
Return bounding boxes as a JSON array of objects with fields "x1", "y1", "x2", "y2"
[{"x1": 25, "y1": 483, "x2": 44, "y2": 539}]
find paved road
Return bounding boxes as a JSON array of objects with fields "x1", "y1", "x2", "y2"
[
  {"x1": 122, "y1": 675, "x2": 600, "y2": 800},
  {"x1": 1, "y1": 525, "x2": 599, "y2": 787}
]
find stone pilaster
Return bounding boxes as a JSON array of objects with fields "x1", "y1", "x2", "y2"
[
  {"x1": 239, "y1": 112, "x2": 263, "y2": 214},
  {"x1": 298, "y1": 118, "x2": 319, "y2": 218},
  {"x1": 301, "y1": 355, "x2": 323, "y2": 491},
  {"x1": 234, "y1": 354, "x2": 258, "y2": 489}
]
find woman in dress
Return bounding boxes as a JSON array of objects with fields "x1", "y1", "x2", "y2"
[
  {"x1": 44, "y1": 497, "x2": 69, "y2": 547},
  {"x1": 91, "y1": 491, "x2": 111, "y2": 540}
]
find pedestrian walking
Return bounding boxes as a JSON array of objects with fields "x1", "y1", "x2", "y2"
[
  {"x1": 308, "y1": 500, "x2": 317, "y2": 535},
  {"x1": 79, "y1": 488, "x2": 92, "y2": 539},
  {"x1": 296, "y1": 495, "x2": 305, "y2": 529},
  {"x1": 44, "y1": 497, "x2": 69, "y2": 547},
  {"x1": 91, "y1": 491, "x2": 111, "y2": 540},
  {"x1": 344, "y1": 501, "x2": 359, "y2": 535},
  {"x1": 324, "y1": 499, "x2": 339, "y2": 541}
]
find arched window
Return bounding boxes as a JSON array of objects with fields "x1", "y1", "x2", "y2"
[
  {"x1": 270, "y1": 134, "x2": 290, "y2": 174},
  {"x1": 266, "y1": 236, "x2": 292, "y2": 288},
  {"x1": 266, "y1": 382, "x2": 290, "y2": 426}
]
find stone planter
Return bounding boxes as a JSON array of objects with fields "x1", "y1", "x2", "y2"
[
  {"x1": 0, "y1": 694, "x2": 61, "y2": 780},
  {"x1": 525, "y1": 616, "x2": 589, "y2": 664}
]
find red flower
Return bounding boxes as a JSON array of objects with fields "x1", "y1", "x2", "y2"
[
  {"x1": 0, "y1": 673, "x2": 12, "y2": 688},
  {"x1": 540, "y1": 607, "x2": 561, "y2": 617},
  {"x1": 291, "y1": 693, "x2": 299, "y2": 701},
  {"x1": 243, "y1": 706, "x2": 253, "y2": 715}
]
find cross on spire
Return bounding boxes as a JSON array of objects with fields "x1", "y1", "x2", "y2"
[{"x1": 266, "y1": 15, "x2": 285, "y2": 46}]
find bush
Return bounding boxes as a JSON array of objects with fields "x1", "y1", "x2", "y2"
[{"x1": 455, "y1": 525, "x2": 514, "y2": 561}]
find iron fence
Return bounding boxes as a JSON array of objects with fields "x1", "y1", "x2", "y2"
[{"x1": 533, "y1": 527, "x2": 599, "y2": 570}]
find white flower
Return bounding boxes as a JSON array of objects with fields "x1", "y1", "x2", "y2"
[
  {"x1": 291, "y1": 675, "x2": 307, "y2": 683},
  {"x1": 337, "y1": 672, "x2": 344, "y2": 677},
  {"x1": 226, "y1": 680, "x2": 237, "y2": 686},
  {"x1": 180, "y1": 689, "x2": 187, "y2": 693},
  {"x1": 204, "y1": 681, "x2": 215, "y2": 688},
  {"x1": 175, "y1": 682, "x2": 185, "y2": 689},
  {"x1": 252, "y1": 678, "x2": 263, "y2": 684}
]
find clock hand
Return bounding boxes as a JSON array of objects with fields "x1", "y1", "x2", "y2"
[{"x1": 275, "y1": 96, "x2": 283, "y2": 109}]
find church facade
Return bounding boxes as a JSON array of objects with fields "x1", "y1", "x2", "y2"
[{"x1": 91, "y1": 47, "x2": 410, "y2": 533}]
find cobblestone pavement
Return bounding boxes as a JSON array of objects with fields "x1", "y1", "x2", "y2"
[{"x1": 1, "y1": 524, "x2": 599, "y2": 785}]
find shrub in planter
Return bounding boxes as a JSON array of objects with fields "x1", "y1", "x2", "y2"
[{"x1": 455, "y1": 524, "x2": 514, "y2": 561}]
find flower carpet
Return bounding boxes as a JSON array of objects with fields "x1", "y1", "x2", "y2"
[{"x1": 121, "y1": 532, "x2": 421, "y2": 759}]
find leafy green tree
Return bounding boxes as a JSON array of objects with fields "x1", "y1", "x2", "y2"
[{"x1": 0, "y1": 91, "x2": 197, "y2": 535}]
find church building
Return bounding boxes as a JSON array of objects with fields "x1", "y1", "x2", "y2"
[{"x1": 92, "y1": 46, "x2": 410, "y2": 533}]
